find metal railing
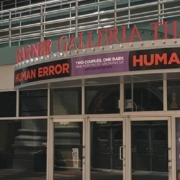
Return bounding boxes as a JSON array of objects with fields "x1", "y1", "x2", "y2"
[{"x1": 0, "y1": 0, "x2": 179, "y2": 47}]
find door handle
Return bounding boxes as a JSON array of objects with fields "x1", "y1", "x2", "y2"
[
  {"x1": 107, "y1": 147, "x2": 110, "y2": 153},
  {"x1": 119, "y1": 146, "x2": 123, "y2": 160}
]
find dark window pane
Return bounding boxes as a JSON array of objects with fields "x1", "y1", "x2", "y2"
[
  {"x1": 0, "y1": 119, "x2": 47, "y2": 180},
  {"x1": 167, "y1": 80, "x2": 180, "y2": 110},
  {"x1": 0, "y1": 91, "x2": 16, "y2": 117},
  {"x1": 124, "y1": 81, "x2": 163, "y2": 111},
  {"x1": 51, "y1": 88, "x2": 82, "y2": 115},
  {"x1": 19, "y1": 90, "x2": 47, "y2": 116},
  {"x1": 85, "y1": 85, "x2": 119, "y2": 114}
]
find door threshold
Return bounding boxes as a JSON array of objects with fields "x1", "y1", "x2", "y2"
[
  {"x1": 132, "y1": 170, "x2": 168, "y2": 176},
  {"x1": 91, "y1": 168, "x2": 123, "y2": 173}
]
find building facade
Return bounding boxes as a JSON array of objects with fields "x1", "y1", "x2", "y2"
[{"x1": 1, "y1": 0, "x2": 180, "y2": 180}]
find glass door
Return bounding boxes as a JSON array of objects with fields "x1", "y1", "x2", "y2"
[
  {"x1": 52, "y1": 118, "x2": 85, "y2": 180},
  {"x1": 130, "y1": 117, "x2": 172, "y2": 180},
  {"x1": 90, "y1": 116, "x2": 126, "y2": 180}
]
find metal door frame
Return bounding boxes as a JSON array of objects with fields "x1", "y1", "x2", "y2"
[
  {"x1": 128, "y1": 116, "x2": 172, "y2": 180},
  {"x1": 89, "y1": 116, "x2": 127, "y2": 180}
]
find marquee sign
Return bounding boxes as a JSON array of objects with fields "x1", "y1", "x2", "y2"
[
  {"x1": 15, "y1": 20, "x2": 178, "y2": 63},
  {"x1": 14, "y1": 47, "x2": 180, "y2": 87}
]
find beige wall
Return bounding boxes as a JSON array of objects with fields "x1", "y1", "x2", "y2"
[{"x1": 0, "y1": 65, "x2": 14, "y2": 91}]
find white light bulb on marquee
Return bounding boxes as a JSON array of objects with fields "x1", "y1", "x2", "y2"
[
  {"x1": 91, "y1": 48, "x2": 95, "y2": 51},
  {"x1": 53, "y1": 53, "x2": 57, "y2": 57},
  {"x1": 151, "y1": 41, "x2": 154, "y2": 45},
  {"x1": 30, "y1": 58, "x2": 34, "y2": 62},
  {"x1": 130, "y1": 43, "x2": 133, "y2": 47},
  {"x1": 119, "y1": 44, "x2": 123, "y2": 48},
  {"x1": 83, "y1": 49, "x2": 87, "y2": 52},
  {"x1": 101, "y1": 47, "x2": 104, "y2": 50}
]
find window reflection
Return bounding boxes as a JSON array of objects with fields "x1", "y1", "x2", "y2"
[
  {"x1": 0, "y1": 119, "x2": 47, "y2": 180},
  {"x1": 50, "y1": 87, "x2": 82, "y2": 115},
  {"x1": 0, "y1": 91, "x2": 16, "y2": 117},
  {"x1": 124, "y1": 81, "x2": 163, "y2": 111},
  {"x1": 19, "y1": 90, "x2": 47, "y2": 116},
  {"x1": 86, "y1": 85, "x2": 119, "y2": 114},
  {"x1": 167, "y1": 80, "x2": 180, "y2": 110}
]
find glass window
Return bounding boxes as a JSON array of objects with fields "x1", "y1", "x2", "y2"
[
  {"x1": 51, "y1": 87, "x2": 82, "y2": 115},
  {"x1": 85, "y1": 85, "x2": 119, "y2": 114},
  {"x1": 19, "y1": 90, "x2": 47, "y2": 116},
  {"x1": 167, "y1": 80, "x2": 180, "y2": 110},
  {"x1": 124, "y1": 81, "x2": 163, "y2": 111},
  {"x1": 0, "y1": 119, "x2": 47, "y2": 180},
  {"x1": 54, "y1": 121, "x2": 82, "y2": 179},
  {"x1": 0, "y1": 91, "x2": 16, "y2": 117}
]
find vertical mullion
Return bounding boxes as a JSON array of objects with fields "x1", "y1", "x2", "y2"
[
  {"x1": 82, "y1": 80, "x2": 85, "y2": 115},
  {"x1": 163, "y1": 73, "x2": 167, "y2": 111},
  {"x1": 40, "y1": 5, "x2": 44, "y2": 41},
  {"x1": 171, "y1": 116, "x2": 176, "y2": 180},
  {"x1": 46, "y1": 88, "x2": 54, "y2": 180},
  {"x1": 114, "y1": 0, "x2": 117, "y2": 28},
  {"x1": 75, "y1": 0, "x2": 78, "y2": 37},
  {"x1": 128, "y1": 0, "x2": 130, "y2": 28},
  {"x1": 120, "y1": 76, "x2": 124, "y2": 114},
  {"x1": 86, "y1": 117, "x2": 90, "y2": 180},
  {"x1": 16, "y1": 90, "x2": 19, "y2": 117},
  {"x1": 9, "y1": 10, "x2": 11, "y2": 47},
  {"x1": 168, "y1": 117, "x2": 172, "y2": 180},
  {"x1": 158, "y1": 0, "x2": 161, "y2": 23}
]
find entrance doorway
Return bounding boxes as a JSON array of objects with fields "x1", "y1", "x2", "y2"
[
  {"x1": 91, "y1": 119, "x2": 169, "y2": 174},
  {"x1": 51, "y1": 118, "x2": 85, "y2": 180},
  {"x1": 131, "y1": 121, "x2": 168, "y2": 172},
  {"x1": 90, "y1": 117, "x2": 125, "y2": 180},
  {"x1": 92, "y1": 122, "x2": 123, "y2": 170},
  {"x1": 130, "y1": 118, "x2": 171, "y2": 180}
]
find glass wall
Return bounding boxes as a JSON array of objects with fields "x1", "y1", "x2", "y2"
[
  {"x1": 54, "y1": 122, "x2": 82, "y2": 180},
  {"x1": 51, "y1": 88, "x2": 82, "y2": 115},
  {"x1": 19, "y1": 90, "x2": 47, "y2": 116},
  {"x1": 131, "y1": 120, "x2": 168, "y2": 180},
  {"x1": 85, "y1": 85, "x2": 119, "y2": 114},
  {"x1": 124, "y1": 81, "x2": 163, "y2": 111},
  {"x1": 90, "y1": 120, "x2": 123, "y2": 180},
  {"x1": 167, "y1": 80, "x2": 180, "y2": 110},
  {"x1": 0, "y1": 119, "x2": 47, "y2": 180},
  {"x1": 0, "y1": 91, "x2": 16, "y2": 117}
]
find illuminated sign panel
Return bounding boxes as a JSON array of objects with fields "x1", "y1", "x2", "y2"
[{"x1": 14, "y1": 47, "x2": 180, "y2": 87}]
